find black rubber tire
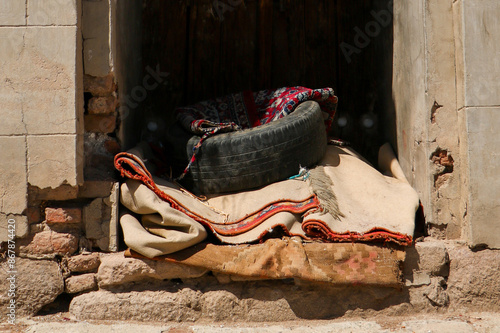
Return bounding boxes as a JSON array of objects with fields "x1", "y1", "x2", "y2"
[{"x1": 165, "y1": 101, "x2": 327, "y2": 194}]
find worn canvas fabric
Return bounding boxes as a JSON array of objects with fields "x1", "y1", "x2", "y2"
[
  {"x1": 115, "y1": 143, "x2": 419, "y2": 258},
  {"x1": 125, "y1": 239, "x2": 406, "y2": 287}
]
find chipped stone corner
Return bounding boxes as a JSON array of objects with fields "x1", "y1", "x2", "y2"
[{"x1": 81, "y1": 181, "x2": 120, "y2": 253}]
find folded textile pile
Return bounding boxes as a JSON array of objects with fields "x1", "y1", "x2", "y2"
[{"x1": 115, "y1": 143, "x2": 419, "y2": 259}]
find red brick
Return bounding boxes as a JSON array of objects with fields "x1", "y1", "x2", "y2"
[
  {"x1": 19, "y1": 231, "x2": 78, "y2": 257},
  {"x1": 431, "y1": 149, "x2": 454, "y2": 168},
  {"x1": 104, "y1": 138, "x2": 121, "y2": 155},
  {"x1": 45, "y1": 207, "x2": 82, "y2": 223},
  {"x1": 88, "y1": 96, "x2": 118, "y2": 115},
  {"x1": 84, "y1": 114, "x2": 117, "y2": 133},
  {"x1": 27, "y1": 206, "x2": 42, "y2": 223},
  {"x1": 83, "y1": 73, "x2": 116, "y2": 96}
]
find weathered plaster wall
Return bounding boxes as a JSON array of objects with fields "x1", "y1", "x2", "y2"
[
  {"x1": 392, "y1": 0, "x2": 431, "y2": 233},
  {"x1": 393, "y1": 0, "x2": 461, "y2": 240},
  {"x1": 424, "y1": 0, "x2": 461, "y2": 240},
  {"x1": 394, "y1": 0, "x2": 500, "y2": 248},
  {"x1": 455, "y1": 0, "x2": 500, "y2": 249},
  {"x1": 82, "y1": 0, "x2": 110, "y2": 77},
  {"x1": 0, "y1": 0, "x2": 84, "y2": 241}
]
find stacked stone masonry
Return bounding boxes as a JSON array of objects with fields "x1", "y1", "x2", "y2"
[
  {"x1": 83, "y1": 73, "x2": 119, "y2": 134},
  {"x1": 83, "y1": 73, "x2": 121, "y2": 181},
  {"x1": 2, "y1": 239, "x2": 499, "y2": 321},
  {"x1": 0, "y1": 0, "x2": 86, "y2": 241},
  {"x1": 1, "y1": 0, "x2": 499, "y2": 323}
]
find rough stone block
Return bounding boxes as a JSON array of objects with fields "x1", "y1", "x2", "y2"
[
  {"x1": 83, "y1": 73, "x2": 115, "y2": 96},
  {"x1": 108, "y1": 182, "x2": 120, "y2": 252},
  {"x1": 45, "y1": 221, "x2": 83, "y2": 235},
  {"x1": 65, "y1": 273, "x2": 97, "y2": 294},
  {"x1": 66, "y1": 253, "x2": 101, "y2": 273},
  {"x1": 447, "y1": 243, "x2": 500, "y2": 312},
  {"x1": 83, "y1": 36, "x2": 112, "y2": 78},
  {"x1": 27, "y1": 134, "x2": 83, "y2": 189},
  {"x1": 25, "y1": 26, "x2": 77, "y2": 85},
  {"x1": 78, "y1": 180, "x2": 114, "y2": 198},
  {"x1": 464, "y1": 107, "x2": 500, "y2": 249},
  {"x1": 20, "y1": 26, "x2": 81, "y2": 135},
  {"x1": 0, "y1": 258, "x2": 64, "y2": 316},
  {"x1": 459, "y1": 0, "x2": 500, "y2": 107},
  {"x1": 88, "y1": 96, "x2": 118, "y2": 114},
  {"x1": 70, "y1": 289, "x2": 204, "y2": 322},
  {"x1": 23, "y1": 88, "x2": 78, "y2": 135},
  {"x1": 0, "y1": 0, "x2": 26, "y2": 25},
  {"x1": 84, "y1": 114, "x2": 117, "y2": 133},
  {"x1": 96, "y1": 252, "x2": 208, "y2": 288},
  {"x1": 407, "y1": 276, "x2": 450, "y2": 311},
  {"x1": 405, "y1": 271, "x2": 431, "y2": 287},
  {"x1": 81, "y1": 0, "x2": 120, "y2": 79},
  {"x1": 0, "y1": 86, "x2": 26, "y2": 135},
  {"x1": 407, "y1": 239, "x2": 450, "y2": 277},
  {"x1": 29, "y1": 184, "x2": 79, "y2": 201},
  {"x1": 45, "y1": 207, "x2": 82, "y2": 224},
  {"x1": 404, "y1": 239, "x2": 450, "y2": 294},
  {"x1": 0, "y1": 28, "x2": 24, "y2": 76},
  {"x1": 1, "y1": 26, "x2": 78, "y2": 94},
  {"x1": 82, "y1": 0, "x2": 109, "y2": 39},
  {"x1": 0, "y1": 214, "x2": 29, "y2": 240},
  {"x1": 18, "y1": 230, "x2": 78, "y2": 258},
  {"x1": 0, "y1": 136, "x2": 27, "y2": 216},
  {"x1": 83, "y1": 198, "x2": 109, "y2": 251},
  {"x1": 28, "y1": 0, "x2": 77, "y2": 26}
]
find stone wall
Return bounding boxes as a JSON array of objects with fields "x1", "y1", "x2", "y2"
[
  {"x1": 454, "y1": 0, "x2": 500, "y2": 249},
  {"x1": 0, "y1": 2, "x2": 125, "y2": 320},
  {"x1": 0, "y1": 0, "x2": 84, "y2": 242},
  {"x1": 393, "y1": 0, "x2": 500, "y2": 249},
  {"x1": 0, "y1": 0, "x2": 142, "y2": 245},
  {"x1": 0, "y1": 0, "x2": 499, "y2": 322},
  {"x1": 3, "y1": 239, "x2": 500, "y2": 320},
  {"x1": 393, "y1": 0, "x2": 461, "y2": 241}
]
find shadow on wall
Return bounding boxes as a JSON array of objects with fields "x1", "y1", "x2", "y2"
[{"x1": 133, "y1": 0, "x2": 396, "y2": 165}]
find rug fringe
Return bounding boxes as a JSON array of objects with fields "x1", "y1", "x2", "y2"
[{"x1": 309, "y1": 166, "x2": 344, "y2": 221}]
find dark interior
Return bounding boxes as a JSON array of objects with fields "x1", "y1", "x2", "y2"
[{"x1": 140, "y1": 0, "x2": 394, "y2": 164}]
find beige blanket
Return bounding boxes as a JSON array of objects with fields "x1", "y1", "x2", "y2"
[{"x1": 116, "y1": 143, "x2": 419, "y2": 258}]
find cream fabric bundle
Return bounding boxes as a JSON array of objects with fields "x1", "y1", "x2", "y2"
[{"x1": 118, "y1": 143, "x2": 419, "y2": 258}]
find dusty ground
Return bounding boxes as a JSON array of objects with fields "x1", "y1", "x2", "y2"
[{"x1": 2, "y1": 311, "x2": 500, "y2": 333}]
